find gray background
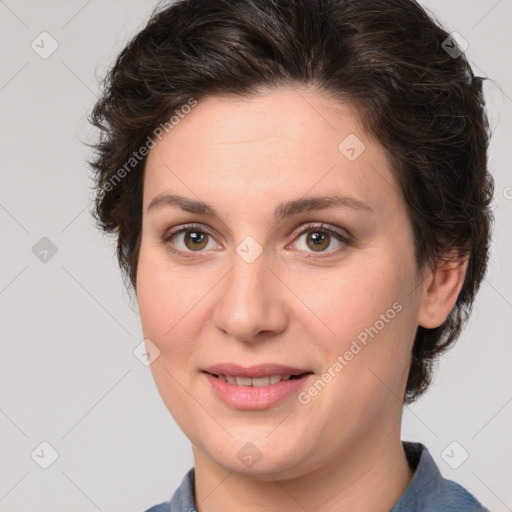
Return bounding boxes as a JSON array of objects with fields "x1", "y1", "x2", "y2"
[{"x1": 0, "y1": 1, "x2": 510, "y2": 511}]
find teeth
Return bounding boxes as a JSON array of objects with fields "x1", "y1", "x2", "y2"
[
  {"x1": 235, "y1": 376, "x2": 252, "y2": 386},
  {"x1": 251, "y1": 376, "x2": 270, "y2": 387},
  {"x1": 217, "y1": 374, "x2": 297, "y2": 386}
]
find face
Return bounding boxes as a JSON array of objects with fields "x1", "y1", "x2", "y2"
[{"x1": 137, "y1": 86, "x2": 425, "y2": 480}]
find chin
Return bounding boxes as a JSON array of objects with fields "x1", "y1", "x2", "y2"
[{"x1": 200, "y1": 434, "x2": 313, "y2": 480}]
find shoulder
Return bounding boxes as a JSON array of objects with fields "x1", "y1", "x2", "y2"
[
  {"x1": 141, "y1": 467, "x2": 196, "y2": 512},
  {"x1": 143, "y1": 449, "x2": 490, "y2": 512},
  {"x1": 392, "y1": 442, "x2": 490, "y2": 512},
  {"x1": 142, "y1": 504, "x2": 171, "y2": 512}
]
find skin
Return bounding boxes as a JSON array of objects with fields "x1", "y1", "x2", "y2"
[{"x1": 136, "y1": 86, "x2": 467, "y2": 511}]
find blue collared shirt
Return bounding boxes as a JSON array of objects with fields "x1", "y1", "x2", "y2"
[{"x1": 143, "y1": 442, "x2": 489, "y2": 511}]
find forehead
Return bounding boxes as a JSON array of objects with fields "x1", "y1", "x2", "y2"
[{"x1": 143, "y1": 87, "x2": 400, "y2": 218}]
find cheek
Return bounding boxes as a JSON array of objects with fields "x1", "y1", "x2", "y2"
[
  {"x1": 296, "y1": 257, "x2": 415, "y2": 347},
  {"x1": 136, "y1": 247, "x2": 207, "y2": 427},
  {"x1": 296, "y1": 254, "x2": 418, "y2": 406},
  {"x1": 136, "y1": 243, "x2": 219, "y2": 390},
  {"x1": 137, "y1": 243, "x2": 205, "y2": 339},
  {"x1": 136, "y1": 248, "x2": 188, "y2": 384}
]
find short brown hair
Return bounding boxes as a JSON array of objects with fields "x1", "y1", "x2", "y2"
[{"x1": 88, "y1": 0, "x2": 494, "y2": 403}]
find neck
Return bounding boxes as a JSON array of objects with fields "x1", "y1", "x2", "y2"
[{"x1": 192, "y1": 429, "x2": 413, "y2": 512}]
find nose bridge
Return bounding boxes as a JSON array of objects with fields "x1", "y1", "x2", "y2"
[{"x1": 213, "y1": 249, "x2": 286, "y2": 342}]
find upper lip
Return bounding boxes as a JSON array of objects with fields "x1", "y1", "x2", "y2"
[{"x1": 202, "y1": 363, "x2": 312, "y2": 378}]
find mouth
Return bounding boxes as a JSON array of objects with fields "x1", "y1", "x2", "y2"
[
  {"x1": 201, "y1": 363, "x2": 314, "y2": 409},
  {"x1": 204, "y1": 372, "x2": 312, "y2": 387}
]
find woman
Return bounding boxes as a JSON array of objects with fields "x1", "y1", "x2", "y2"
[{"x1": 89, "y1": 0, "x2": 494, "y2": 510}]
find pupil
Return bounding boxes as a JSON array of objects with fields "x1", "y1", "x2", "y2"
[
  {"x1": 186, "y1": 231, "x2": 207, "y2": 250},
  {"x1": 308, "y1": 231, "x2": 329, "y2": 251}
]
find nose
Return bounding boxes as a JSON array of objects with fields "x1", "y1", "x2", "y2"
[{"x1": 212, "y1": 251, "x2": 288, "y2": 343}]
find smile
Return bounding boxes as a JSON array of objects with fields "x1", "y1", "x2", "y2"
[
  {"x1": 203, "y1": 371, "x2": 313, "y2": 410},
  {"x1": 208, "y1": 373, "x2": 305, "y2": 386}
]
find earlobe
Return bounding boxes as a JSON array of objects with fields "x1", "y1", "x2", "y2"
[{"x1": 417, "y1": 256, "x2": 468, "y2": 329}]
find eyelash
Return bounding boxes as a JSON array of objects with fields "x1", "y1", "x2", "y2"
[{"x1": 162, "y1": 222, "x2": 352, "y2": 259}]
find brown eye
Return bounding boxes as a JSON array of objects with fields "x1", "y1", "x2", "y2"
[
  {"x1": 182, "y1": 230, "x2": 209, "y2": 251},
  {"x1": 305, "y1": 231, "x2": 331, "y2": 252},
  {"x1": 291, "y1": 223, "x2": 350, "y2": 257},
  {"x1": 163, "y1": 224, "x2": 217, "y2": 255}
]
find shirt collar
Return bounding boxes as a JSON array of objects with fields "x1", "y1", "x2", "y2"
[{"x1": 158, "y1": 442, "x2": 487, "y2": 512}]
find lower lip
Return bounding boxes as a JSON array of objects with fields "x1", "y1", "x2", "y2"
[{"x1": 203, "y1": 372, "x2": 313, "y2": 410}]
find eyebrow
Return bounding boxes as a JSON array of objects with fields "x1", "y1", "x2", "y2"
[{"x1": 147, "y1": 192, "x2": 373, "y2": 222}]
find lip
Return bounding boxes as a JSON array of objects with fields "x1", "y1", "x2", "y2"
[
  {"x1": 202, "y1": 363, "x2": 314, "y2": 410},
  {"x1": 202, "y1": 363, "x2": 311, "y2": 378}
]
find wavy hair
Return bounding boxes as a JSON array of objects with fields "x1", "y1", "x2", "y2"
[{"x1": 88, "y1": 0, "x2": 494, "y2": 403}]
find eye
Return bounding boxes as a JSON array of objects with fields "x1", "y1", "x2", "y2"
[
  {"x1": 289, "y1": 222, "x2": 351, "y2": 257},
  {"x1": 163, "y1": 223, "x2": 219, "y2": 256},
  {"x1": 162, "y1": 222, "x2": 351, "y2": 258}
]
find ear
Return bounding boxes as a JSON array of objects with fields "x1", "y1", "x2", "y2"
[{"x1": 417, "y1": 255, "x2": 468, "y2": 329}]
